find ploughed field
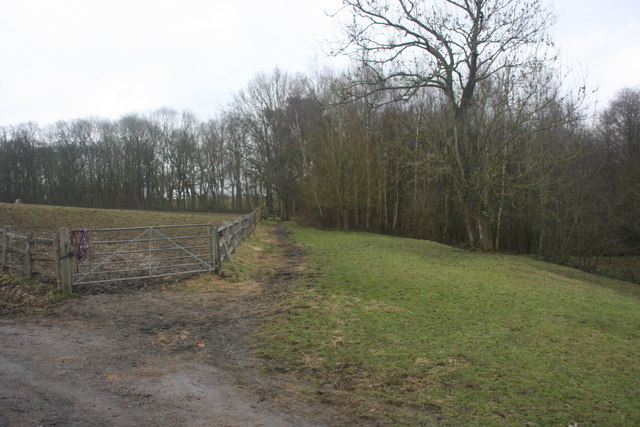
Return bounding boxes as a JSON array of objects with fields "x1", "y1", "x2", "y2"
[{"x1": 0, "y1": 202, "x2": 239, "y2": 237}]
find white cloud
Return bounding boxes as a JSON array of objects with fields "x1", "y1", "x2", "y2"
[
  {"x1": 0, "y1": 0, "x2": 345, "y2": 125},
  {"x1": 1, "y1": 0, "x2": 637, "y2": 125},
  {"x1": 552, "y1": 0, "x2": 640, "y2": 105}
]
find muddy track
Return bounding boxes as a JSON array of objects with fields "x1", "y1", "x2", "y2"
[{"x1": 0, "y1": 223, "x2": 348, "y2": 427}]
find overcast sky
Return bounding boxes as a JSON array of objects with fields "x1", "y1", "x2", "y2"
[{"x1": 1, "y1": 0, "x2": 638, "y2": 126}]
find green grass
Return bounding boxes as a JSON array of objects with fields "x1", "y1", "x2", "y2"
[
  {"x1": 0, "y1": 273, "x2": 66, "y2": 314},
  {"x1": 255, "y1": 223, "x2": 640, "y2": 426}
]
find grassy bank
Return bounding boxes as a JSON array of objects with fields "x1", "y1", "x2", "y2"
[
  {"x1": 0, "y1": 273, "x2": 65, "y2": 314},
  {"x1": 256, "y1": 223, "x2": 640, "y2": 426}
]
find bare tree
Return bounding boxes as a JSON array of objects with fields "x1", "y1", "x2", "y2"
[
  {"x1": 335, "y1": 0, "x2": 556, "y2": 250},
  {"x1": 0, "y1": 123, "x2": 43, "y2": 204},
  {"x1": 232, "y1": 69, "x2": 310, "y2": 219},
  {"x1": 599, "y1": 88, "x2": 640, "y2": 252}
]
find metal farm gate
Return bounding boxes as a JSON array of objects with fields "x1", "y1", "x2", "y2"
[
  {"x1": 1, "y1": 208, "x2": 261, "y2": 293},
  {"x1": 71, "y1": 223, "x2": 221, "y2": 286}
]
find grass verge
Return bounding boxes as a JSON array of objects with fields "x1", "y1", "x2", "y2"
[
  {"x1": 255, "y1": 223, "x2": 640, "y2": 426},
  {"x1": 0, "y1": 273, "x2": 65, "y2": 314},
  {"x1": 178, "y1": 221, "x2": 283, "y2": 292}
]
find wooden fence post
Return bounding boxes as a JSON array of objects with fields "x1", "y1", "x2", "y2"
[
  {"x1": 54, "y1": 232, "x2": 62, "y2": 285},
  {"x1": 212, "y1": 225, "x2": 221, "y2": 274},
  {"x1": 1, "y1": 226, "x2": 10, "y2": 271},
  {"x1": 222, "y1": 224, "x2": 232, "y2": 262},
  {"x1": 59, "y1": 228, "x2": 73, "y2": 295},
  {"x1": 242, "y1": 217, "x2": 249, "y2": 239},
  {"x1": 209, "y1": 225, "x2": 214, "y2": 271},
  {"x1": 25, "y1": 233, "x2": 33, "y2": 277}
]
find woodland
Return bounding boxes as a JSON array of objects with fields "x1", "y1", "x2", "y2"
[{"x1": 1, "y1": 0, "x2": 638, "y2": 264}]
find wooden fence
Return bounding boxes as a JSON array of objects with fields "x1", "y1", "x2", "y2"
[
  {"x1": 1, "y1": 208, "x2": 263, "y2": 294},
  {"x1": 1, "y1": 226, "x2": 58, "y2": 279}
]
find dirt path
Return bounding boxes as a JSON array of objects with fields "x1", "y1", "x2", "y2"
[{"x1": 0, "y1": 224, "x2": 345, "y2": 427}]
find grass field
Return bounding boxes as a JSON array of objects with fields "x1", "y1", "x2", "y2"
[
  {"x1": 0, "y1": 202, "x2": 239, "y2": 237},
  {"x1": 255, "y1": 223, "x2": 640, "y2": 426}
]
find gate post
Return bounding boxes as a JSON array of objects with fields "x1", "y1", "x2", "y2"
[
  {"x1": 58, "y1": 228, "x2": 73, "y2": 295},
  {"x1": 212, "y1": 225, "x2": 221, "y2": 274},
  {"x1": 54, "y1": 232, "x2": 62, "y2": 285},
  {"x1": 25, "y1": 233, "x2": 33, "y2": 277},
  {"x1": 1, "y1": 226, "x2": 10, "y2": 271}
]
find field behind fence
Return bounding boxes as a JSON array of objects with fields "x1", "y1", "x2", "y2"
[{"x1": 1, "y1": 208, "x2": 262, "y2": 293}]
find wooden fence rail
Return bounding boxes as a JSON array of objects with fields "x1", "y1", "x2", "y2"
[
  {"x1": 1, "y1": 226, "x2": 57, "y2": 279},
  {"x1": 1, "y1": 208, "x2": 263, "y2": 295}
]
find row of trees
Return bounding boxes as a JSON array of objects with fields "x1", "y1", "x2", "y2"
[
  {"x1": 1, "y1": 0, "x2": 638, "y2": 263},
  {"x1": 0, "y1": 109, "x2": 260, "y2": 211},
  {"x1": 1, "y1": 73, "x2": 637, "y2": 258}
]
